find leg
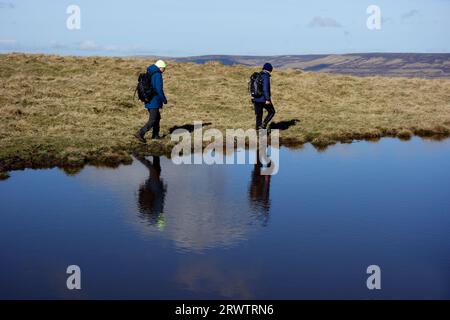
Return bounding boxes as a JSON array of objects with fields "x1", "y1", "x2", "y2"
[
  {"x1": 262, "y1": 103, "x2": 276, "y2": 128},
  {"x1": 139, "y1": 109, "x2": 158, "y2": 137},
  {"x1": 254, "y1": 103, "x2": 263, "y2": 128},
  {"x1": 151, "y1": 109, "x2": 161, "y2": 138},
  {"x1": 138, "y1": 109, "x2": 152, "y2": 137}
]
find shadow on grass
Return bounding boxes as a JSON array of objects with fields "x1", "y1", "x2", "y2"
[
  {"x1": 269, "y1": 119, "x2": 300, "y2": 131},
  {"x1": 169, "y1": 122, "x2": 212, "y2": 134}
]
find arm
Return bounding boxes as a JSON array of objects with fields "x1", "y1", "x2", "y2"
[
  {"x1": 153, "y1": 73, "x2": 168, "y2": 104},
  {"x1": 263, "y1": 75, "x2": 271, "y2": 102}
]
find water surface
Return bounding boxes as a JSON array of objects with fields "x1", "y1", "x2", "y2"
[{"x1": 1, "y1": 138, "x2": 449, "y2": 299}]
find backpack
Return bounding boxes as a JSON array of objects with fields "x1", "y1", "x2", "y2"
[
  {"x1": 248, "y1": 72, "x2": 264, "y2": 98},
  {"x1": 135, "y1": 71, "x2": 156, "y2": 103}
]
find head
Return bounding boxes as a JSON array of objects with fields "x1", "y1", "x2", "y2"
[
  {"x1": 263, "y1": 63, "x2": 273, "y2": 73},
  {"x1": 155, "y1": 60, "x2": 167, "y2": 73}
]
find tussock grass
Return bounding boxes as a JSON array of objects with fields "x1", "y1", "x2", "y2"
[{"x1": 1, "y1": 53, "x2": 450, "y2": 173}]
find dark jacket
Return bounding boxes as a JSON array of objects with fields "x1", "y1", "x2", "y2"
[
  {"x1": 145, "y1": 64, "x2": 167, "y2": 109},
  {"x1": 253, "y1": 70, "x2": 271, "y2": 103},
  {"x1": 137, "y1": 157, "x2": 166, "y2": 225}
]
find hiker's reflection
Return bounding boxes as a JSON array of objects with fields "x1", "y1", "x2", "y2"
[
  {"x1": 137, "y1": 156, "x2": 167, "y2": 230},
  {"x1": 248, "y1": 147, "x2": 272, "y2": 225}
]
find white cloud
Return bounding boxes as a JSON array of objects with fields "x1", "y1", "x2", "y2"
[
  {"x1": 76, "y1": 40, "x2": 147, "y2": 53},
  {"x1": 0, "y1": 2, "x2": 14, "y2": 9},
  {"x1": 47, "y1": 40, "x2": 130, "y2": 53},
  {"x1": 78, "y1": 40, "x2": 99, "y2": 51},
  {"x1": 0, "y1": 39, "x2": 18, "y2": 49},
  {"x1": 49, "y1": 41, "x2": 68, "y2": 49},
  {"x1": 308, "y1": 16, "x2": 342, "y2": 28},
  {"x1": 401, "y1": 9, "x2": 420, "y2": 21}
]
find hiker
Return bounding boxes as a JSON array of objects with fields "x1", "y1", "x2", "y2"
[
  {"x1": 249, "y1": 144, "x2": 272, "y2": 220},
  {"x1": 137, "y1": 156, "x2": 167, "y2": 230},
  {"x1": 134, "y1": 60, "x2": 168, "y2": 143},
  {"x1": 251, "y1": 63, "x2": 276, "y2": 130}
]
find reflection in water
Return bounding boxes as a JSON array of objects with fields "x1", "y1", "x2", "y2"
[
  {"x1": 136, "y1": 156, "x2": 167, "y2": 230},
  {"x1": 175, "y1": 258, "x2": 256, "y2": 299},
  {"x1": 133, "y1": 148, "x2": 275, "y2": 251},
  {"x1": 133, "y1": 157, "x2": 254, "y2": 251},
  {"x1": 248, "y1": 147, "x2": 272, "y2": 226}
]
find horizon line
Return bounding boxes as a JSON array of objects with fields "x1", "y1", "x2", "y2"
[{"x1": 2, "y1": 50, "x2": 450, "y2": 59}]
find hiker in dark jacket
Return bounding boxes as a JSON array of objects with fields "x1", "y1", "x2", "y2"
[
  {"x1": 253, "y1": 63, "x2": 276, "y2": 129},
  {"x1": 135, "y1": 60, "x2": 168, "y2": 143}
]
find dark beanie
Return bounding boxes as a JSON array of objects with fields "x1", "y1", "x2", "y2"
[{"x1": 263, "y1": 63, "x2": 273, "y2": 72}]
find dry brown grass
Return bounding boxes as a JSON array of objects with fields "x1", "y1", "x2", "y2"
[{"x1": 1, "y1": 53, "x2": 450, "y2": 174}]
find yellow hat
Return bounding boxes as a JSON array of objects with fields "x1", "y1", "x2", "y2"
[{"x1": 155, "y1": 60, "x2": 167, "y2": 68}]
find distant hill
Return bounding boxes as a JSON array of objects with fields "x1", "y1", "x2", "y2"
[{"x1": 171, "y1": 53, "x2": 450, "y2": 78}]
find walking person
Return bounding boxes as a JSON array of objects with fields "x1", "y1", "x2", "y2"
[
  {"x1": 134, "y1": 60, "x2": 168, "y2": 143},
  {"x1": 251, "y1": 63, "x2": 276, "y2": 130}
]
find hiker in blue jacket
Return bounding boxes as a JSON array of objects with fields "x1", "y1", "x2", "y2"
[
  {"x1": 253, "y1": 63, "x2": 276, "y2": 129},
  {"x1": 135, "y1": 60, "x2": 168, "y2": 142}
]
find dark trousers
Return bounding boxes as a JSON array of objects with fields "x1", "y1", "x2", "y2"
[
  {"x1": 139, "y1": 108, "x2": 161, "y2": 138},
  {"x1": 254, "y1": 102, "x2": 276, "y2": 128}
]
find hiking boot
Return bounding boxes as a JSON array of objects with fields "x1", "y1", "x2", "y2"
[
  {"x1": 257, "y1": 125, "x2": 268, "y2": 131},
  {"x1": 152, "y1": 135, "x2": 162, "y2": 140},
  {"x1": 134, "y1": 132, "x2": 147, "y2": 143}
]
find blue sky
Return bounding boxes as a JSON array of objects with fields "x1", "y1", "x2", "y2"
[{"x1": 0, "y1": 0, "x2": 449, "y2": 56}]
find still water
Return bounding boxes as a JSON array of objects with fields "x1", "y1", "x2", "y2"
[{"x1": 1, "y1": 138, "x2": 450, "y2": 299}]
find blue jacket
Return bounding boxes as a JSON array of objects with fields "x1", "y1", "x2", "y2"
[
  {"x1": 253, "y1": 70, "x2": 271, "y2": 103},
  {"x1": 145, "y1": 64, "x2": 167, "y2": 109}
]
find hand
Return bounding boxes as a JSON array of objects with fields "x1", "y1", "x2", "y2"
[{"x1": 265, "y1": 100, "x2": 271, "y2": 105}]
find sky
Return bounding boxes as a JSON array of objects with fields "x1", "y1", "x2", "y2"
[{"x1": 0, "y1": 0, "x2": 449, "y2": 56}]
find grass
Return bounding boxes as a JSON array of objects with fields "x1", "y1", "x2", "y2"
[
  {"x1": 1, "y1": 53, "x2": 450, "y2": 175},
  {"x1": 0, "y1": 171, "x2": 9, "y2": 180}
]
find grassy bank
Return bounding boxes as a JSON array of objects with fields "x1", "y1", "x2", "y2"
[{"x1": 1, "y1": 53, "x2": 450, "y2": 175}]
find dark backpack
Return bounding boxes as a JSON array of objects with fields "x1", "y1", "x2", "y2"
[
  {"x1": 135, "y1": 71, "x2": 156, "y2": 103},
  {"x1": 248, "y1": 72, "x2": 264, "y2": 98}
]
